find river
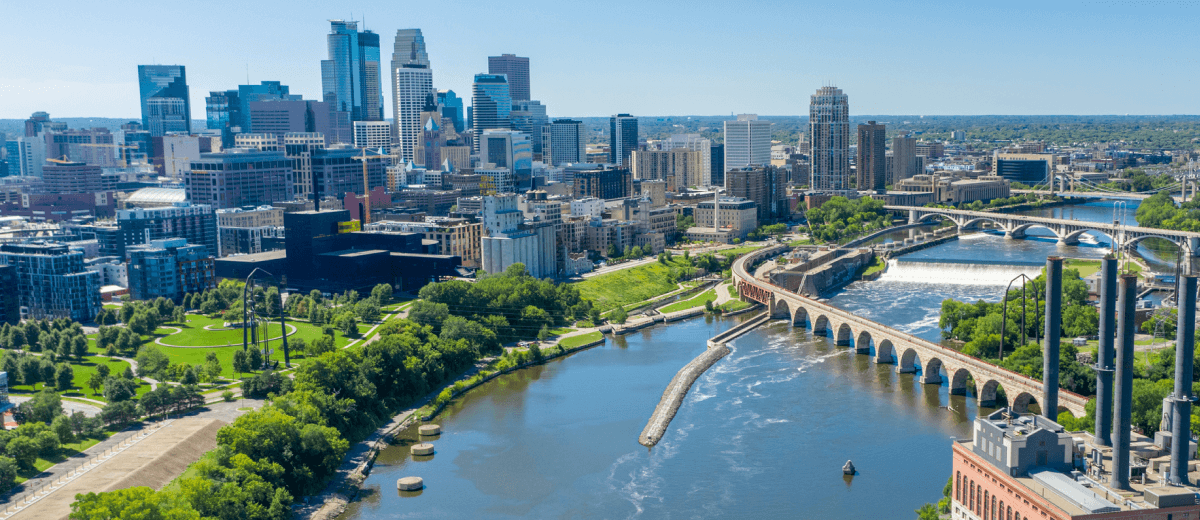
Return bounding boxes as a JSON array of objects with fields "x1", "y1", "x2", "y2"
[{"x1": 338, "y1": 197, "x2": 1150, "y2": 520}]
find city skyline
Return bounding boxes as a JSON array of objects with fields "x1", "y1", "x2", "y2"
[{"x1": 3, "y1": 0, "x2": 1198, "y2": 119}]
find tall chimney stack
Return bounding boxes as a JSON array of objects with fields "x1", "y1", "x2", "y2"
[
  {"x1": 1043, "y1": 256, "x2": 1063, "y2": 420},
  {"x1": 1112, "y1": 273, "x2": 1138, "y2": 490},
  {"x1": 1170, "y1": 275, "x2": 1197, "y2": 485},
  {"x1": 1094, "y1": 255, "x2": 1117, "y2": 447}
]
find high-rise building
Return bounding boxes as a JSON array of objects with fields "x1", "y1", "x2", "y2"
[
  {"x1": 321, "y1": 20, "x2": 383, "y2": 123},
  {"x1": 544, "y1": 119, "x2": 586, "y2": 166},
  {"x1": 659, "y1": 134, "x2": 714, "y2": 186},
  {"x1": 631, "y1": 149, "x2": 705, "y2": 191},
  {"x1": 809, "y1": 86, "x2": 850, "y2": 191},
  {"x1": 723, "y1": 114, "x2": 773, "y2": 180},
  {"x1": 488, "y1": 54, "x2": 530, "y2": 101},
  {"x1": 609, "y1": 114, "x2": 638, "y2": 167},
  {"x1": 121, "y1": 121, "x2": 152, "y2": 166},
  {"x1": 857, "y1": 121, "x2": 887, "y2": 191},
  {"x1": 572, "y1": 167, "x2": 631, "y2": 200},
  {"x1": 126, "y1": 238, "x2": 216, "y2": 301},
  {"x1": 41, "y1": 160, "x2": 102, "y2": 194},
  {"x1": 205, "y1": 81, "x2": 300, "y2": 148},
  {"x1": 24, "y1": 112, "x2": 57, "y2": 137},
  {"x1": 6, "y1": 136, "x2": 46, "y2": 177},
  {"x1": 391, "y1": 28, "x2": 434, "y2": 162},
  {"x1": 479, "y1": 130, "x2": 533, "y2": 192},
  {"x1": 436, "y1": 90, "x2": 465, "y2": 133},
  {"x1": 710, "y1": 143, "x2": 725, "y2": 187},
  {"x1": 248, "y1": 98, "x2": 348, "y2": 146},
  {"x1": 115, "y1": 202, "x2": 218, "y2": 261},
  {"x1": 0, "y1": 242, "x2": 101, "y2": 321},
  {"x1": 480, "y1": 193, "x2": 556, "y2": 278},
  {"x1": 138, "y1": 65, "x2": 191, "y2": 137},
  {"x1": 185, "y1": 150, "x2": 295, "y2": 208},
  {"x1": 891, "y1": 135, "x2": 918, "y2": 183},
  {"x1": 43, "y1": 127, "x2": 120, "y2": 167},
  {"x1": 511, "y1": 100, "x2": 548, "y2": 154},
  {"x1": 472, "y1": 74, "x2": 512, "y2": 153},
  {"x1": 726, "y1": 166, "x2": 787, "y2": 222},
  {"x1": 310, "y1": 146, "x2": 387, "y2": 202},
  {"x1": 354, "y1": 121, "x2": 393, "y2": 155}
]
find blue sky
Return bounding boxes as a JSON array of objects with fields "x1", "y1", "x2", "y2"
[{"x1": 2, "y1": 0, "x2": 1197, "y2": 119}]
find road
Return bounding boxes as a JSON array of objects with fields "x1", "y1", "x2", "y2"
[{"x1": 8, "y1": 396, "x2": 102, "y2": 417}]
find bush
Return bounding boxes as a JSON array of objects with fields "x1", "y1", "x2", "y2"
[
  {"x1": 435, "y1": 388, "x2": 453, "y2": 406},
  {"x1": 0, "y1": 456, "x2": 16, "y2": 493},
  {"x1": 222, "y1": 390, "x2": 235, "y2": 402},
  {"x1": 5, "y1": 436, "x2": 36, "y2": 469}
]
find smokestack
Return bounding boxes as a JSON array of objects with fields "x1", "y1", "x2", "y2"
[
  {"x1": 1094, "y1": 255, "x2": 1117, "y2": 446},
  {"x1": 1170, "y1": 275, "x2": 1197, "y2": 486},
  {"x1": 1112, "y1": 274, "x2": 1138, "y2": 490},
  {"x1": 1043, "y1": 256, "x2": 1063, "y2": 420}
]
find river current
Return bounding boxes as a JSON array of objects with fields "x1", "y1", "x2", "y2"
[{"x1": 339, "y1": 197, "x2": 1161, "y2": 519}]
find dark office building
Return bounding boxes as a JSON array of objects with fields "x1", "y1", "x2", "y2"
[
  {"x1": 283, "y1": 210, "x2": 459, "y2": 292},
  {"x1": 310, "y1": 146, "x2": 387, "y2": 201},
  {"x1": 856, "y1": 121, "x2": 887, "y2": 191},
  {"x1": 726, "y1": 166, "x2": 788, "y2": 222},
  {"x1": 993, "y1": 155, "x2": 1052, "y2": 184},
  {"x1": 487, "y1": 54, "x2": 530, "y2": 102},
  {"x1": 710, "y1": 143, "x2": 725, "y2": 186},
  {"x1": 572, "y1": 167, "x2": 631, "y2": 200},
  {"x1": 609, "y1": 114, "x2": 638, "y2": 167}
]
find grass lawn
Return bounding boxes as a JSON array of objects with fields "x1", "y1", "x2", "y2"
[
  {"x1": 725, "y1": 283, "x2": 739, "y2": 299},
  {"x1": 8, "y1": 356, "x2": 147, "y2": 402},
  {"x1": 575, "y1": 258, "x2": 693, "y2": 312},
  {"x1": 14, "y1": 432, "x2": 115, "y2": 484},
  {"x1": 862, "y1": 256, "x2": 887, "y2": 276},
  {"x1": 787, "y1": 239, "x2": 814, "y2": 247},
  {"x1": 1064, "y1": 258, "x2": 1102, "y2": 278},
  {"x1": 559, "y1": 331, "x2": 604, "y2": 349},
  {"x1": 717, "y1": 244, "x2": 767, "y2": 257},
  {"x1": 548, "y1": 327, "x2": 575, "y2": 336},
  {"x1": 719, "y1": 300, "x2": 752, "y2": 312},
  {"x1": 659, "y1": 289, "x2": 718, "y2": 313}
]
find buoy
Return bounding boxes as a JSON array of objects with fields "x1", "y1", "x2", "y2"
[
  {"x1": 411, "y1": 443, "x2": 435, "y2": 456},
  {"x1": 397, "y1": 476, "x2": 424, "y2": 491},
  {"x1": 419, "y1": 424, "x2": 441, "y2": 436},
  {"x1": 843, "y1": 460, "x2": 856, "y2": 475}
]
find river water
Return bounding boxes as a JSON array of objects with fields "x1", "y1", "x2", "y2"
[{"x1": 339, "y1": 198, "x2": 1155, "y2": 520}]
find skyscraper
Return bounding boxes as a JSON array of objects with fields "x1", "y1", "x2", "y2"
[
  {"x1": 856, "y1": 121, "x2": 886, "y2": 191},
  {"x1": 659, "y1": 134, "x2": 713, "y2": 186},
  {"x1": 321, "y1": 20, "x2": 383, "y2": 123},
  {"x1": 488, "y1": 54, "x2": 530, "y2": 102},
  {"x1": 544, "y1": 119, "x2": 586, "y2": 166},
  {"x1": 723, "y1": 114, "x2": 772, "y2": 181},
  {"x1": 809, "y1": 86, "x2": 850, "y2": 191},
  {"x1": 471, "y1": 74, "x2": 512, "y2": 153},
  {"x1": 437, "y1": 90, "x2": 465, "y2": 133},
  {"x1": 138, "y1": 65, "x2": 191, "y2": 136},
  {"x1": 511, "y1": 100, "x2": 548, "y2": 153},
  {"x1": 609, "y1": 114, "x2": 638, "y2": 167},
  {"x1": 392, "y1": 28, "x2": 433, "y2": 162},
  {"x1": 206, "y1": 81, "x2": 300, "y2": 148},
  {"x1": 892, "y1": 135, "x2": 918, "y2": 183}
]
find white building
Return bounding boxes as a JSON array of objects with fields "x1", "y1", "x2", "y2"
[
  {"x1": 481, "y1": 193, "x2": 556, "y2": 278},
  {"x1": 354, "y1": 121, "x2": 393, "y2": 155},
  {"x1": 391, "y1": 29, "x2": 433, "y2": 162},
  {"x1": 809, "y1": 87, "x2": 851, "y2": 191},
  {"x1": 543, "y1": 119, "x2": 586, "y2": 166},
  {"x1": 723, "y1": 115, "x2": 772, "y2": 182},
  {"x1": 570, "y1": 197, "x2": 604, "y2": 219}
]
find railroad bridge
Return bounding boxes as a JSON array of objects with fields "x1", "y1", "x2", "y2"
[
  {"x1": 887, "y1": 205, "x2": 1200, "y2": 254},
  {"x1": 733, "y1": 244, "x2": 1089, "y2": 417}
]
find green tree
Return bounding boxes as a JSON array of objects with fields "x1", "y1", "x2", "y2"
[
  {"x1": 55, "y1": 363, "x2": 74, "y2": 391},
  {"x1": 102, "y1": 377, "x2": 137, "y2": 402},
  {"x1": 70, "y1": 487, "x2": 201, "y2": 520},
  {"x1": 408, "y1": 301, "x2": 449, "y2": 331},
  {"x1": 34, "y1": 430, "x2": 60, "y2": 456},
  {"x1": 5, "y1": 436, "x2": 37, "y2": 470},
  {"x1": 204, "y1": 352, "x2": 222, "y2": 381},
  {"x1": 87, "y1": 372, "x2": 104, "y2": 396},
  {"x1": 135, "y1": 345, "x2": 170, "y2": 378},
  {"x1": 611, "y1": 306, "x2": 628, "y2": 324},
  {"x1": 371, "y1": 283, "x2": 393, "y2": 306},
  {"x1": 232, "y1": 350, "x2": 250, "y2": 377},
  {"x1": 334, "y1": 313, "x2": 358, "y2": 336},
  {"x1": 306, "y1": 335, "x2": 336, "y2": 358},
  {"x1": 24, "y1": 388, "x2": 63, "y2": 423},
  {"x1": 52, "y1": 415, "x2": 75, "y2": 444},
  {"x1": 71, "y1": 335, "x2": 88, "y2": 360},
  {"x1": 0, "y1": 456, "x2": 17, "y2": 493}
]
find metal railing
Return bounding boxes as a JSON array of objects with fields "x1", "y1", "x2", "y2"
[{"x1": 0, "y1": 420, "x2": 172, "y2": 518}]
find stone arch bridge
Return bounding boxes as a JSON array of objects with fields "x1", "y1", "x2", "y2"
[
  {"x1": 887, "y1": 205, "x2": 1200, "y2": 254},
  {"x1": 734, "y1": 245, "x2": 1088, "y2": 416}
]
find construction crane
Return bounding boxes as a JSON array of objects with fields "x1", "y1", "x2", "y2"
[
  {"x1": 352, "y1": 148, "x2": 390, "y2": 225},
  {"x1": 77, "y1": 142, "x2": 142, "y2": 168}
]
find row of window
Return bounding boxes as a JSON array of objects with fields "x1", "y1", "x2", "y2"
[{"x1": 957, "y1": 467, "x2": 1041, "y2": 520}]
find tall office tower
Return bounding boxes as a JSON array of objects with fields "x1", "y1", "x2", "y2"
[
  {"x1": 24, "y1": 112, "x2": 56, "y2": 137},
  {"x1": 891, "y1": 135, "x2": 918, "y2": 183},
  {"x1": 354, "y1": 121, "x2": 393, "y2": 154},
  {"x1": 511, "y1": 100, "x2": 548, "y2": 154},
  {"x1": 631, "y1": 149, "x2": 705, "y2": 191},
  {"x1": 437, "y1": 90, "x2": 465, "y2": 132},
  {"x1": 488, "y1": 54, "x2": 530, "y2": 101},
  {"x1": 310, "y1": 146, "x2": 387, "y2": 201},
  {"x1": 472, "y1": 74, "x2": 512, "y2": 153},
  {"x1": 609, "y1": 114, "x2": 638, "y2": 167},
  {"x1": 44, "y1": 128, "x2": 120, "y2": 167},
  {"x1": 479, "y1": 130, "x2": 533, "y2": 191},
  {"x1": 138, "y1": 65, "x2": 191, "y2": 137},
  {"x1": 723, "y1": 114, "x2": 772, "y2": 180},
  {"x1": 544, "y1": 119, "x2": 586, "y2": 166},
  {"x1": 206, "y1": 81, "x2": 300, "y2": 147},
  {"x1": 391, "y1": 28, "x2": 433, "y2": 162},
  {"x1": 710, "y1": 143, "x2": 725, "y2": 186},
  {"x1": 856, "y1": 121, "x2": 886, "y2": 191},
  {"x1": 660, "y1": 134, "x2": 713, "y2": 185},
  {"x1": 417, "y1": 112, "x2": 446, "y2": 168},
  {"x1": 321, "y1": 20, "x2": 384, "y2": 123},
  {"x1": 809, "y1": 86, "x2": 850, "y2": 191},
  {"x1": 726, "y1": 166, "x2": 787, "y2": 222},
  {"x1": 6, "y1": 137, "x2": 46, "y2": 177}
]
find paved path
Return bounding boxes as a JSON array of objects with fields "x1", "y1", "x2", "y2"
[
  {"x1": 154, "y1": 323, "x2": 297, "y2": 348},
  {"x1": 7, "y1": 396, "x2": 101, "y2": 418}
]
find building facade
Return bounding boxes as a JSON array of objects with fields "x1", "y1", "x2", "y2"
[
  {"x1": 126, "y1": 238, "x2": 216, "y2": 301},
  {"x1": 723, "y1": 114, "x2": 772, "y2": 178},
  {"x1": 481, "y1": 194, "x2": 556, "y2": 278},
  {"x1": 631, "y1": 149, "x2": 705, "y2": 191},
  {"x1": 893, "y1": 135, "x2": 919, "y2": 183},
  {"x1": 41, "y1": 160, "x2": 102, "y2": 194},
  {"x1": 138, "y1": 65, "x2": 191, "y2": 136},
  {"x1": 609, "y1": 114, "x2": 638, "y2": 167},
  {"x1": 809, "y1": 86, "x2": 851, "y2": 191},
  {"x1": 544, "y1": 119, "x2": 586, "y2": 166},
  {"x1": 572, "y1": 167, "x2": 631, "y2": 200},
  {"x1": 392, "y1": 29, "x2": 434, "y2": 162},
  {"x1": 185, "y1": 150, "x2": 295, "y2": 209},
  {"x1": 320, "y1": 20, "x2": 383, "y2": 122},
  {"x1": 488, "y1": 54, "x2": 530, "y2": 101},
  {"x1": 857, "y1": 121, "x2": 887, "y2": 191},
  {"x1": 471, "y1": 74, "x2": 512, "y2": 153},
  {"x1": 354, "y1": 121, "x2": 393, "y2": 154},
  {"x1": 116, "y1": 202, "x2": 219, "y2": 260},
  {"x1": 0, "y1": 242, "x2": 101, "y2": 321}
]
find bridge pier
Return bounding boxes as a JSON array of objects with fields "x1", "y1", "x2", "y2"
[
  {"x1": 979, "y1": 398, "x2": 996, "y2": 408},
  {"x1": 855, "y1": 345, "x2": 871, "y2": 355},
  {"x1": 896, "y1": 365, "x2": 916, "y2": 374},
  {"x1": 1057, "y1": 236, "x2": 1079, "y2": 246},
  {"x1": 874, "y1": 354, "x2": 893, "y2": 364},
  {"x1": 922, "y1": 372, "x2": 942, "y2": 385}
]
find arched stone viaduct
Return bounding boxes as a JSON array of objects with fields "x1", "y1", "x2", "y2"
[
  {"x1": 733, "y1": 244, "x2": 1088, "y2": 417},
  {"x1": 888, "y1": 205, "x2": 1200, "y2": 253}
]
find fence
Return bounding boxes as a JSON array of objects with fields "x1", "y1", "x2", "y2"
[{"x1": 0, "y1": 420, "x2": 173, "y2": 518}]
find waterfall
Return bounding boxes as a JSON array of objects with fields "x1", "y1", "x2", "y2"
[{"x1": 877, "y1": 259, "x2": 1044, "y2": 285}]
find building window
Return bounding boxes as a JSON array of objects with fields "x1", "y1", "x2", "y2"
[{"x1": 983, "y1": 491, "x2": 989, "y2": 520}]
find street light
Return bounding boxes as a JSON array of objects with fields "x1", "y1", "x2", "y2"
[
  {"x1": 241, "y1": 268, "x2": 291, "y2": 368},
  {"x1": 999, "y1": 273, "x2": 1041, "y2": 362}
]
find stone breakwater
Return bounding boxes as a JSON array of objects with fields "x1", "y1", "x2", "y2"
[{"x1": 638, "y1": 312, "x2": 769, "y2": 447}]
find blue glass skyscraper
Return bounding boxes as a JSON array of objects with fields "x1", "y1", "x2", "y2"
[
  {"x1": 320, "y1": 20, "x2": 383, "y2": 122},
  {"x1": 138, "y1": 65, "x2": 191, "y2": 137},
  {"x1": 206, "y1": 81, "x2": 299, "y2": 147},
  {"x1": 437, "y1": 90, "x2": 465, "y2": 133},
  {"x1": 471, "y1": 74, "x2": 512, "y2": 153}
]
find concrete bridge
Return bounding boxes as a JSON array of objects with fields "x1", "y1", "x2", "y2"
[
  {"x1": 733, "y1": 245, "x2": 1088, "y2": 417},
  {"x1": 887, "y1": 205, "x2": 1200, "y2": 255}
]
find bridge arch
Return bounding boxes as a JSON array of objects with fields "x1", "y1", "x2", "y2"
[
  {"x1": 855, "y1": 330, "x2": 873, "y2": 354},
  {"x1": 1012, "y1": 392, "x2": 1038, "y2": 414},
  {"x1": 915, "y1": 213, "x2": 958, "y2": 226},
  {"x1": 1010, "y1": 223, "x2": 1061, "y2": 239},
  {"x1": 1125, "y1": 234, "x2": 1189, "y2": 254},
  {"x1": 813, "y1": 315, "x2": 830, "y2": 336},
  {"x1": 898, "y1": 348, "x2": 918, "y2": 373},
  {"x1": 835, "y1": 322, "x2": 853, "y2": 346},
  {"x1": 875, "y1": 339, "x2": 895, "y2": 364},
  {"x1": 771, "y1": 296, "x2": 793, "y2": 320},
  {"x1": 979, "y1": 379, "x2": 1001, "y2": 407},
  {"x1": 924, "y1": 357, "x2": 944, "y2": 384},
  {"x1": 950, "y1": 368, "x2": 973, "y2": 396},
  {"x1": 1062, "y1": 228, "x2": 1114, "y2": 245},
  {"x1": 960, "y1": 217, "x2": 1007, "y2": 231}
]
